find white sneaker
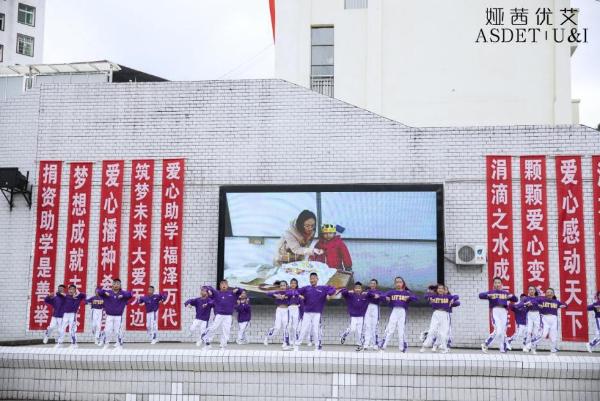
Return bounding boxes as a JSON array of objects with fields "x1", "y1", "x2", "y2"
[
  {"x1": 523, "y1": 345, "x2": 530, "y2": 353},
  {"x1": 586, "y1": 343, "x2": 593, "y2": 353},
  {"x1": 307, "y1": 342, "x2": 313, "y2": 347},
  {"x1": 531, "y1": 348, "x2": 537, "y2": 355},
  {"x1": 96, "y1": 341, "x2": 103, "y2": 347},
  {"x1": 282, "y1": 345, "x2": 291, "y2": 351},
  {"x1": 419, "y1": 347, "x2": 426, "y2": 353},
  {"x1": 195, "y1": 341, "x2": 202, "y2": 347},
  {"x1": 263, "y1": 338, "x2": 269, "y2": 346},
  {"x1": 103, "y1": 344, "x2": 110, "y2": 350},
  {"x1": 505, "y1": 342, "x2": 512, "y2": 351},
  {"x1": 432, "y1": 344, "x2": 439, "y2": 352},
  {"x1": 43, "y1": 336, "x2": 48, "y2": 344},
  {"x1": 151, "y1": 339, "x2": 158, "y2": 345},
  {"x1": 481, "y1": 344, "x2": 488, "y2": 353}
]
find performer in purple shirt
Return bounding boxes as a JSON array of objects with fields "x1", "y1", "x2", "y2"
[
  {"x1": 285, "y1": 278, "x2": 302, "y2": 347},
  {"x1": 185, "y1": 287, "x2": 214, "y2": 346},
  {"x1": 586, "y1": 291, "x2": 600, "y2": 353},
  {"x1": 43, "y1": 284, "x2": 66, "y2": 347},
  {"x1": 521, "y1": 285, "x2": 543, "y2": 352},
  {"x1": 420, "y1": 284, "x2": 459, "y2": 354},
  {"x1": 529, "y1": 288, "x2": 566, "y2": 354},
  {"x1": 86, "y1": 289, "x2": 105, "y2": 346},
  {"x1": 378, "y1": 277, "x2": 418, "y2": 352},
  {"x1": 479, "y1": 277, "x2": 518, "y2": 353},
  {"x1": 295, "y1": 272, "x2": 336, "y2": 351},
  {"x1": 203, "y1": 279, "x2": 243, "y2": 349},
  {"x1": 264, "y1": 280, "x2": 292, "y2": 349},
  {"x1": 60, "y1": 284, "x2": 86, "y2": 348},
  {"x1": 139, "y1": 286, "x2": 167, "y2": 345},
  {"x1": 338, "y1": 282, "x2": 369, "y2": 349},
  {"x1": 97, "y1": 278, "x2": 133, "y2": 349},
  {"x1": 505, "y1": 294, "x2": 528, "y2": 351},
  {"x1": 363, "y1": 279, "x2": 383, "y2": 350},
  {"x1": 235, "y1": 291, "x2": 252, "y2": 345}
]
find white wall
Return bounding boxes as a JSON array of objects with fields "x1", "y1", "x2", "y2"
[
  {"x1": 275, "y1": 0, "x2": 575, "y2": 127},
  {"x1": 0, "y1": 80, "x2": 598, "y2": 351}
]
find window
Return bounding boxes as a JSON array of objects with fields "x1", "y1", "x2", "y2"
[
  {"x1": 1, "y1": 13, "x2": 6, "y2": 31},
  {"x1": 16, "y1": 34, "x2": 34, "y2": 57},
  {"x1": 344, "y1": 0, "x2": 368, "y2": 9},
  {"x1": 18, "y1": 3, "x2": 36, "y2": 26},
  {"x1": 310, "y1": 26, "x2": 334, "y2": 97},
  {"x1": 0, "y1": 45, "x2": 3, "y2": 62}
]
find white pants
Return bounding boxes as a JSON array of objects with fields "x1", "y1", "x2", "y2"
[
  {"x1": 506, "y1": 324, "x2": 527, "y2": 347},
  {"x1": 60, "y1": 312, "x2": 77, "y2": 345},
  {"x1": 525, "y1": 311, "x2": 541, "y2": 346},
  {"x1": 266, "y1": 307, "x2": 289, "y2": 344},
  {"x1": 205, "y1": 314, "x2": 232, "y2": 347},
  {"x1": 363, "y1": 303, "x2": 379, "y2": 348},
  {"x1": 423, "y1": 310, "x2": 450, "y2": 351},
  {"x1": 44, "y1": 316, "x2": 63, "y2": 341},
  {"x1": 90, "y1": 309, "x2": 104, "y2": 342},
  {"x1": 297, "y1": 312, "x2": 321, "y2": 348},
  {"x1": 484, "y1": 307, "x2": 508, "y2": 351},
  {"x1": 190, "y1": 319, "x2": 209, "y2": 342},
  {"x1": 146, "y1": 311, "x2": 158, "y2": 341},
  {"x1": 237, "y1": 321, "x2": 250, "y2": 343},
  {"x1": 382, "y1": 307, "x2": 407, "y2": 350},
  {"x1": 589, "y1": 317, "x2": 600, "y2": 348},
  {"x1": 104, "y1": 315, "x2": 124, "y2": 346},
  {"x1": 342, "y1": 316, "x2": 365, "y2": 346},
  {"x1": 288, "y1": 305, "x2": 300, "y2": 344},
  {"x1": 533, "y1": 314, "x2": 559, "y2": 351}
]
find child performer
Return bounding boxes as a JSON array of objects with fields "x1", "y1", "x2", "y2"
[
  {"x1": 420, "y1": 284, "x2": 458, "y2": 354},
  {"x1": 235, "y1": 291, "x2": 252, "y2": 345},
  {"x1": 264, "y1": 281, "x2": 291, "y2": 349},
  {"x1": 339, "y1": 282, "x2": 369, "y2": 349},
  {"x1": 521, "y1": 286, "x2": 542, "y2": 352},
  {"x1": 586, "y1": 291, "x2": 600, "y2": 353},
  {"x1": 310, "y1": 224, "x2": 352, "y2": 270},
  {"x1": 97, "y1": 278, "x2": 133, "y2": 349},
  {"x1": 363, "y1": 279, "x2": 383, "y2": 350},
  {"x1": 479, "y1": 277, "x2": 517, "y2": 353},
  {"x1": 185, "y1": 287, "x2": 214, "y2": 346},
  {"x1": 529, "y1": 288, "x2": 566, "y2": 354},
  {"x1": 378, "y1": 277, "x2": 418, "y2": 352},
  {"x1": 139, "y1": 286, "x2": 167, "y2": 345},
  {"x1": 286, "y1": 278, "x2": 302, "y2": 347},
  {"x1": 86, "y1": 289, "x2": 105, "y2": 346},
  {"x1": 43, "y1": 284, "x2": 66, "y2": 346},
  {"x1": 60, "y1": 284, "x2": 86, "y2": 348},
  {"x1": 296, "y1": 272, "x2": 337, "y2": 351},
  {"x1": 203, "y1": 280, "x2": 243, "y2": 349},
  {"x1": 431, "y1": 286, "x2": 460, "y2": 351},
  {"x1": 505, "y1": 294, "x2": 528, "y2": 351}
]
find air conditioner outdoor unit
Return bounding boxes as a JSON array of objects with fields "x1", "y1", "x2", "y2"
[{"x1": 455, "y1": 244, "x2": 486, "y2": 265}]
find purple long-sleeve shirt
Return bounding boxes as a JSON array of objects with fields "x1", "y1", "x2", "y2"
[
  {"x1": 298, "y1": 285, "x2": 336, "y2": 314},
  {"x1": 537, "y1": 298, "x2": 566, "y2": 315},
  {"x1": 98, "y1": 288, "x2": 133, "y2": 316},
  {"x1": 383, "y1": 290, "x2": 419, "y2": 310},
  {"x1": 450, "y1": 300, "x2": 460, "y2": 313},
  {"x1": 44, "y1": 293, "x2": 66, "y2": 318},
  {"x1": 61, "y1": 293, "x2": 86, "y2": 314},
  {"x1": 509, "y1": 302, "x2": 527, "y2": 325},
  {"x1": 519, "y1": 296, "x2": 541, "y2": 312},
  {"x1": 86, "y1": 295, "x2": 104, "y2": 310},
  {"x1": 588, "y1": 302, "x2": 600, "y2": 318},
  {"x1": 139, "y1": 293, "x2": 167, "y2": 313},
  {"x1": 284, "y1": 289, "x2": 302, "y2": 306},
  {"x1": 478, "y1": 290, "x2": 518, "y2": 308},
  {"x1": 235, "y1": 302, "x2": 251, "y2": 323},
  {"x1": 366, "y1": 289, "x2": 384, "y2": 305},
  {"x1": 424, "y1": 293, "x2": 458, "y2": 312},
  {"x1": 185, "y1": 297, "x2": 214, "y2": 321},
  {"x1": 206, "y1": 286, "x2": 243, "y2": 315},
  {"x1": 268, "y1": 290, "x2": 290, "y2": 307},
  {"x1": 340, "y1": 289, "x2": 369, "y2": 317}
]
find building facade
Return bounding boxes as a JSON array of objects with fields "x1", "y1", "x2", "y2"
[
  {"x1": 274, "y1": 0, "x2": 579, "y2": 127},
  {"x1": 0, "y1": 80, "x2": 598, "y2": 350},
  {"x1": 0, "y1": 0, "x2": 45, "y2": 65}
]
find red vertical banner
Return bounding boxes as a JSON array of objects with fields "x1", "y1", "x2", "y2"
[
  {"x1": 486, "y1": 156, "x2": 516, "y2": 334},
  {"x1": 29, "y1": 161, "x2": 63, "y2": 330},
  {"x1": 126, "y1": 160, "x2": 155, "y2": 330},
  {"x1": 63, "y1": 162, "x2": 93, "y2": 332},
  {"x1": 519, "y1": 156, "x2": 550, "y2": 293},
  {"x1": 96, "y1": 161, "x2": 124, "y2": 289},
  {"x1": 555, "y1": 156, "x2": 588, "y2": 342},
  {"x1": 158, "y1": 159, "x2": 184, "y2": 330},
  {"x1": 592, "y1": 156, "x2": 600, "y2": 292}
]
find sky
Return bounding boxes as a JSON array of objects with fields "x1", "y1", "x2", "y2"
[{"x1": 44, "y1": 0, "x2": 599, "y2": 128}]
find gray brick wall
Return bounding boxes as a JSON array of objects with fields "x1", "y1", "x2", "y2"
[{"x1": 1, "y1": 79, "x2": 599, "y2": 350}]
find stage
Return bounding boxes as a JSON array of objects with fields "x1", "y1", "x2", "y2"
[{"x1": 1, "y1": 343, "x2": 599, "y2": 401}]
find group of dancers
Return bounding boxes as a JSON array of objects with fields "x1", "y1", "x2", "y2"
[{"x1": 41, "y1": 274, "x2": 600, "y2": 354}]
